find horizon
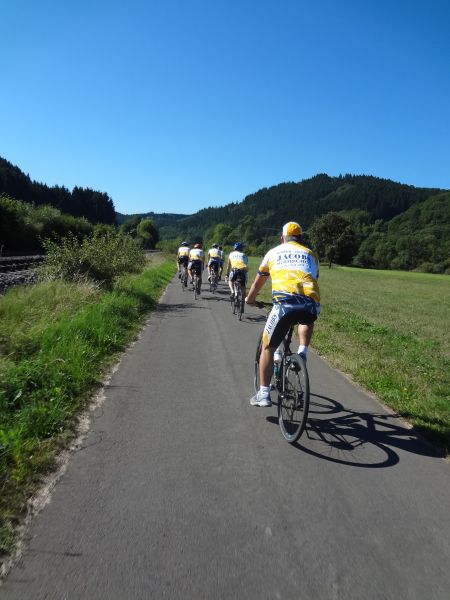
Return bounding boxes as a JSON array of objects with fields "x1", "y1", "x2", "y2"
[{"x1": 2, "y1": 1, "x2": 449, "y2": 214}]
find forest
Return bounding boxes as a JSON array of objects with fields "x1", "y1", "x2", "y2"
[
  {"x1": 154, "y1": 175, "x2": 449, "y2": 274},
  {"x1": 1, "y1": 157, "x2": 448, "y2": 273},
  {"x1": 0, "y1": 157, "x2": 115, "y2": 224}
]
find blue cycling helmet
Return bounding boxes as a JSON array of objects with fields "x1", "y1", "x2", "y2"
[
  {"x1": 233, "y1": 242, "x2": 243, "y2": 251},
  {"x1": 181, "y1": 241, "x2": 189, "y2": 246}
]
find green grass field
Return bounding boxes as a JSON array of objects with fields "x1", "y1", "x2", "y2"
[
  {"x1": 0, "y1": 257, "x2": 176, "y2": 555},
  {"x1": 248, "y1": 258, "x2": 450, "y2": 450}
]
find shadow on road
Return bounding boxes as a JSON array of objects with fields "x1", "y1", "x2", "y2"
[
  {"x1": 266, "y1": 393, "x2": 443, "y2": 467},
  {"x1": 156, "y1": 302, "x2": 208, "y2": 315}
]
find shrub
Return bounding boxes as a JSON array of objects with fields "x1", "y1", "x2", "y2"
[
  {"x1": 0, "y1": 196, "x2": 93, "y2": 254},
  {"x1": 40, "y1": 230, "x2": 145, "y2": 286}
]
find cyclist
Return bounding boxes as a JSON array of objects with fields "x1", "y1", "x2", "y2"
[
  {"x1": 218, "y1": 245, "x2": 225, "y2": 280},
  {"x1": 188, "y1": 242, "x2": 205, "y2": 291},
  {"x1": 206, "y1": 243, "x2": 221, "y2": 282},
  {"x1": 176, "y1": 241, "x2": 190, "y2": 280},
  {"x1": 226, "y1": 242, "x2": 249, "y2": 302},
  {"x1": 245, "y1": 222, "x2": 320, "y2": 407}
]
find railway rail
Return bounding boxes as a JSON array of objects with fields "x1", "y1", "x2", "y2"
[
  {"x1": 0, "y1": 255, "x2": 45, "y2": 273},
  {"x1": 0, "y1": 255, "x2": 45, "y2": 294}
]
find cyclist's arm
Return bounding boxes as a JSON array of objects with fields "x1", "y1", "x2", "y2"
[
  {"x1": 225, "y1": 259, "x2": 231, "y2": 277},
  {"x1": 245, "y1": 273, "x2": 267, "y2": 304}
]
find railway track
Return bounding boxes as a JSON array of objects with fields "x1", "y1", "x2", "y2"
[
  {"x1": 0, "y1": 255, "x2": 45, "y2": 273},
  {"x1": 0, "y1": 255, "x2": 45, "y2": 294}
]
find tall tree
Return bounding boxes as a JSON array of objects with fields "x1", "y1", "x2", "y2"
[{"x1": 308, "y1": 212, "x2": 358, "y2": 267}]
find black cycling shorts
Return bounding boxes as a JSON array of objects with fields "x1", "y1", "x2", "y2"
[{"x1": 263, "y1": 300, "x2": 320, "y2": 348}]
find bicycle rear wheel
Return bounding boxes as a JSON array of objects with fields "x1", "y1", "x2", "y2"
[
  {"x1": 193, "y1": 274, "x2": 198, "y2": 299},
  {"x1": 237, "y1": 286, "x2": 244, "y2": 320},
  {"x1": 210, "y1": 270, "x2": 217, "y2": 293},
  {"x1": 278, "y1": 353, "x2": 309, "y2": 443},
  {"x1": 232, "y1": 284, "x2": 238, "y2": 314}
]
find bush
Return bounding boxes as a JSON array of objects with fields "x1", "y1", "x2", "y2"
[
  {"x1": 0, "y1": 196, "x2": 93, "y2": 254},
  {"x1": 40, "y1": 230, "x2": 146, "y2": 286}
]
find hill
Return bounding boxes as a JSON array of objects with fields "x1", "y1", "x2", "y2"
[
  {"x1": 158, "y1": 174, "x2": 444, "y2": 241},
  {"x1": 354, "y1": 192, "x2": 450, "y2": 273},
  {"x1": 115, "y1": 211, "x2": 188, "y2": 228}
]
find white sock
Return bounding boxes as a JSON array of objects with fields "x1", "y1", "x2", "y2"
[
  {"x1": 259, "y1": 386, "x2": 271, "y2": 397},
  {"x1": 297, "y1": 345, "x2": 308, "y2": 356}
]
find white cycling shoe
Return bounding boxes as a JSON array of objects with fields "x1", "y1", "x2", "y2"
[{"x1": 250, "y1": 392, "x2": 272, "y2": 407}]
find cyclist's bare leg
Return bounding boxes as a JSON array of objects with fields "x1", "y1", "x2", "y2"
[
  {"x1": 259, "y1": 343, "x2": 275, "y2": 387},
  {"x1": 298, "y1": 323, "x2": 314, "y2": 346}
]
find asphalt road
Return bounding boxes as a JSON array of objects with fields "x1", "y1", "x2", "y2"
[{"x1": 2, "y1": 276, "x2": 450, "y2": 599}]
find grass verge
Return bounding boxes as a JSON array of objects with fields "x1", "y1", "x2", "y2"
[
  {"x1": 248, "y1": 258, "x2": 450, "y2": 452},
  {"x1": 0, "y1": 258, "x2": 175, "y2": 557}
]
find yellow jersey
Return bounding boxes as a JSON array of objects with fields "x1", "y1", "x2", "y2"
[
  {"x1": 208, "y1": 248, "x2": 220, "y2": 260},
  {"x1": 177, "y1": 246, "x2": 190, "y2": 258},
  {"x1": 228, "y1": 251, "x2": 248, "y2": 270},
  {"x1": 189, "y1": 248, "x2": 204, "y2": 262},
  {"x1": 258, "y1": 241, "x2": 320, "y2": 304}
]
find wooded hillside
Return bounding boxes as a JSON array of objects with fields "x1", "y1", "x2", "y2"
[{"x1": 0, "y1": 157, "x2": 115, "y2": 224}]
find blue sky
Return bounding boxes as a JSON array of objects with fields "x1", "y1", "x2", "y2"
[{"x1": 1, "y1": 0, "x2": 449, "y2": 214}]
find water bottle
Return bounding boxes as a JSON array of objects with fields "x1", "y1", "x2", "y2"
[{"x1": 273, "y1": 347, "x2": 282, "y2": 378}]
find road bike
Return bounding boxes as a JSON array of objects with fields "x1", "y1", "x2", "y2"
[
  {"x1": 230, "y1": 274, "x2": 245, "y2": 320},
  {"x1": 180, "y1": 263, "x2": 188, "y2": 291},
  {"x1": 254, "y1": 305, "x2": 310, "y2": 443},
  {"x1": 192, "y1": 267, "x2": 202, "y2": 299},
  {"x1": 209, "y1": 265, "x2": 219, "y2": 293}
]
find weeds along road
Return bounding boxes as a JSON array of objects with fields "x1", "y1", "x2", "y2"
[{"x1": 3, "y1": 276, "x2": 450, "y2": 599}]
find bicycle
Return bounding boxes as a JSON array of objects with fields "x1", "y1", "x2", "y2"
[
  {"x1": 230, "y1": 274, "x2": 245, "y2": 320},
  {"x1": 209, "y1": 266, "x2": 219, "y2": 293},
  {"x1": 192, "y1": 267, "x2": 202, "y2": 299},
  {"x1": 253, "y1": 302, "x2": 310, "y2": 443},
  {"x1": 180, "y1": 263, "x2": 188, "y2": 291}
]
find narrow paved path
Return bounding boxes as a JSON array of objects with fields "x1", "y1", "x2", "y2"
[{"x1": 2, "y1": 277, "x2": 450, "y2": 599}]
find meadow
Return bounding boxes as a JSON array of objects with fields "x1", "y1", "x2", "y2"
[{"x1": 248, "y1": 258, "x2": 450, "y2": 450}]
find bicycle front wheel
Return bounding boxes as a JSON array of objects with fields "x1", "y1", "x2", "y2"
[
  {"x1": 278, "y1": 354, "x2": 309, "y2": 443},
  {"x1": 254, "y1": 332, "x2": 263, "y2": 394}
]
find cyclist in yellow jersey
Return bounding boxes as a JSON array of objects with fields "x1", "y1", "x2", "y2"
[
  {"x1": 226, "y1": 242, "x2": 249, "y2": 300},
  {"x1": 176, "y1": 241, "x2": 190, "y2": 278},
  {"x1": 206, "y1": 243, "x2": 221, "y2": 282},
  {"x1": 188, "y1": 243, "x2": 205, "y2": 290},
  {"x1": 245, "y1": 222, "x2": 320, "y2": 407}
]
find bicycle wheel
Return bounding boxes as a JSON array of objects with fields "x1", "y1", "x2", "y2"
[
  {"x1": 193, "y1": 274, "x2": 198, "y2": 299},
  {"x1": 254, "y1": 332, "x2": 263, "y2": 394},
  {"x1": 278, "y1": 353, "x2": 310, "y2": 443},
  {"x1": 232, "y1": 284, "x2": 238, "y2": 314},
  {"x1": 238, "y1": 286, "x2": 244, "y2": 320}
]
